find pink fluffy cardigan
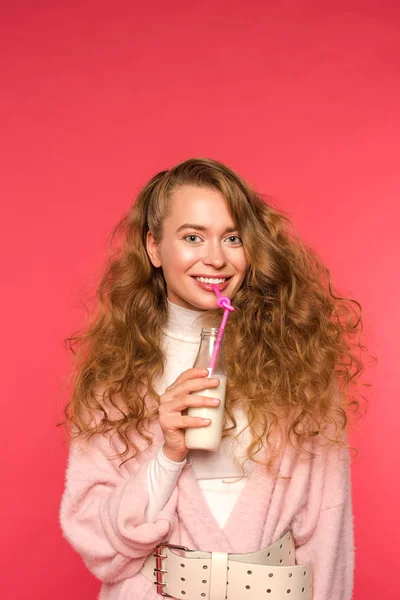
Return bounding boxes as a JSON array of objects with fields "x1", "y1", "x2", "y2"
[{"x1": 60, "y1": 417, "x2": 354, "y2": 600}]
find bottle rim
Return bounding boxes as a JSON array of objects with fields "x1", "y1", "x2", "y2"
[{"x1": 200, "y1": 327, "x2": 219, "y2": 336}]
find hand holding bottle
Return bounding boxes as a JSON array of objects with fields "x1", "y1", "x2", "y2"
[{"x1": 158, "y1": 367, "x2": 220, "y2": 462}]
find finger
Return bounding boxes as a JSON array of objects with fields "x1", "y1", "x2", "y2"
[
  {"x1": 177, "y1": 416, "x2": 212, "y2": 429},
  {"x1": 159, "y1": 393, "x2": 217, "y2": 416},
  {"x1": 165, "y1": 367, "x2": 209, "y2": 393},
  {"x1": 164, "y1": 394, "x2": 220, "y2": 414},
  {"x1": 159, "y1": 413, "x2": 211, "y2": 431},
  {"x1": 166, "y1": 376, "x2": 220, "y2": 401}
]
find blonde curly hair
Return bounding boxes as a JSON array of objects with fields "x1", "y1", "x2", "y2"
[{"x1": 64, "y1": 157, "x2": 369, "y2": 471}]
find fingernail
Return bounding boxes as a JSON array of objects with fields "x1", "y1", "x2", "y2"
[
  {"x1": 210, "y1": 399, "x2": 220, "y2": 405},
  {"x1": 203, "y1": 419, "x2": 211, "y2": 424}
]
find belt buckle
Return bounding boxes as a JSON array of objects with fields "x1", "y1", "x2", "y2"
[{"x1": 153, "y1": 541, "x2": 191, "y2": 597}]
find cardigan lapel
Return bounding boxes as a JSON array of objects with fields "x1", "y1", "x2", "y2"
[
  {"x1": 222, "y1": 461, "x2": 276, "y2": 552},
  {"x1": 176, "y1": 466, "x2": 235, "y2": 552},
  {"x1": 176, "y1": 450, "x2": 277, "y2": 554}
]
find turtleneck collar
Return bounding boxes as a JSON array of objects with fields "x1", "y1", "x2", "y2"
[{"x1": 165, "y1": 299, "x2": 207, "y2": 343}]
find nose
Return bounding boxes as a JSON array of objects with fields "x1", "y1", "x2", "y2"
[{"x1": 203, "y1": 240, "x2": 227, "y2": 269}]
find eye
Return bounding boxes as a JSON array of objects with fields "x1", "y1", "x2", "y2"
[
  {"x1": 224, "y1": 235, "x2": 242, "y2": 245},
  {"x1": 184, "y1": 234, "x2": 202, "y2": 244}
]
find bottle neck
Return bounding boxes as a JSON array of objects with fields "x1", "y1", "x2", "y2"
[{"x1": 193, "y1": 328, "x2": 226, "y2": 374}]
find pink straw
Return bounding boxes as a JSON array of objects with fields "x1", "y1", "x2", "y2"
[{"x1": 209, "y1": 284, "x2": 235, "y2": 372}]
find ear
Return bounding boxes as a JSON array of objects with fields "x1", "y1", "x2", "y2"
[{"x1": 146, "y1": 230, "x2": 162, "y2": 268}]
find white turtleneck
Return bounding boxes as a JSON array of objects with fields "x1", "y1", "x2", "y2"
[{"x1": 145, "y1": 300, "x2": 255, "y2": 528}]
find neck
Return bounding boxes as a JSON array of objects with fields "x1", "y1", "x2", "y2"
[{"x1": 165, "y1": 299, "x2": 206, "y2": 342}]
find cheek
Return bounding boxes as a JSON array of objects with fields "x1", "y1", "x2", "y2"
[
  {"x1": 163, "y1": 243, "x2": 198, "y2": 272},
  {"x1": 179, "y1": 247, "x2": 199, "y2": 265},
  {"x1": 233, "y1": 250, "x2": 248, "y2": 274},
  {"x1": 171, "y1": 244, "x2": 200, "y2": 269}
]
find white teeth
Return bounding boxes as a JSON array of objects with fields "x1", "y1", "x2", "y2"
[{"x1": 195, "y1": 277, "x2": 226, "y2": 284}]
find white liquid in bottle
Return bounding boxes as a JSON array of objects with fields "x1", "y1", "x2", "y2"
[
  {"x1": 185, "y1": 372, "x2": 227, "y2": 451},
  {"x1": 184, "y1": 327, "x2": 227, "y2": 451}
]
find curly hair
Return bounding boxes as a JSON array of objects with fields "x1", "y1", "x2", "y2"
[{"x1": 63, "y1": 157, "x2": 370, "y2": 471}]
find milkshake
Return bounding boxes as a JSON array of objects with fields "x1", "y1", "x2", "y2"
[
  {"x1": 185, "y1": 372, "x2": 227, "y2": 451},
  {"x1": 184, "y1": 328, "x2": 227, "y2": 451}
]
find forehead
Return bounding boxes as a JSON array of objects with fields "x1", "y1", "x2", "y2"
[{"x1": 166, "y1": 185, "x2": 235, "y2": 225}]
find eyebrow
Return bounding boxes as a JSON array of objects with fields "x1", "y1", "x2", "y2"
[{"x1": 176, "y1": 223, "x2": 239, "y2": 234}]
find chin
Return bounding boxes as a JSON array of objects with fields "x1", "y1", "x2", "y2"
[
  {"x1": 183, "y1": 295, "x2": 218, "y2": 311},
  {"x1": 188, "y1": 299, "x2": 215, "y2": 311}
]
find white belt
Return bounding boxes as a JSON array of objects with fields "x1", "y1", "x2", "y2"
[{"x1": 140, "y1": 530, "x2": 313, "y2": 599}]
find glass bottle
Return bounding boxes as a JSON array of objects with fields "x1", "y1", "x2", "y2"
[{"x1": 184, "y1": 328, "x2": 227, "y2": 451}]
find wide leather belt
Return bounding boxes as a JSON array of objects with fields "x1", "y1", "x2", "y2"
[{"x1": 140, "y1": 530, "x2": 313, "y2": 599}]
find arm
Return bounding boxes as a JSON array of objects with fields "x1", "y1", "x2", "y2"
[
  {"x1": 292, "y1": 439, "x2": 354, "y2": 600},
  {"x1": 60, "y1": 433, "x2": 180, "y2": 584},
  {"x1": 60, "y1": 367, "x2": 213, "y2": 584},
  {"x1": 145, "y1": 445, "x2": 187, "y2": 521}
]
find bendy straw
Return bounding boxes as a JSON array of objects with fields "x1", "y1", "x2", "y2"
[{"x1": 209, "y1": 284, "x2": 235, "y2": 372}]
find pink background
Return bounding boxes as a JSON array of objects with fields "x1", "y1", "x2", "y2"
[{"x1": 1, "y1": 1, "x2": 399, "y2": 599}]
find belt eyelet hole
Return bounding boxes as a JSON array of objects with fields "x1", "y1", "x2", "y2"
[
  {"x1": 246, "y1": 585, "x2": 250, "y2": 589},
  {"x1": 247, "y1": 570, "x2": 252, "y2": 575}
]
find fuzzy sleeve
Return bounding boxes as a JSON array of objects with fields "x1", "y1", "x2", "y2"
[
  {"x1": 291, "y1": 440, "x2": 354, "y2": 600},
  {"x1": 60, "y1": 432, "x2": 178, "y2": 584}
]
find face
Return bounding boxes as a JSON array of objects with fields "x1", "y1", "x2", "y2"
[{"x1": 146, "y1": 185, "x2": 248, "y2": 311}]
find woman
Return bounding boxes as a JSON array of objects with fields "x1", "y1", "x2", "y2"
[{"x1": 60, "y1": 158, "x2": 365, "y2": 599}]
